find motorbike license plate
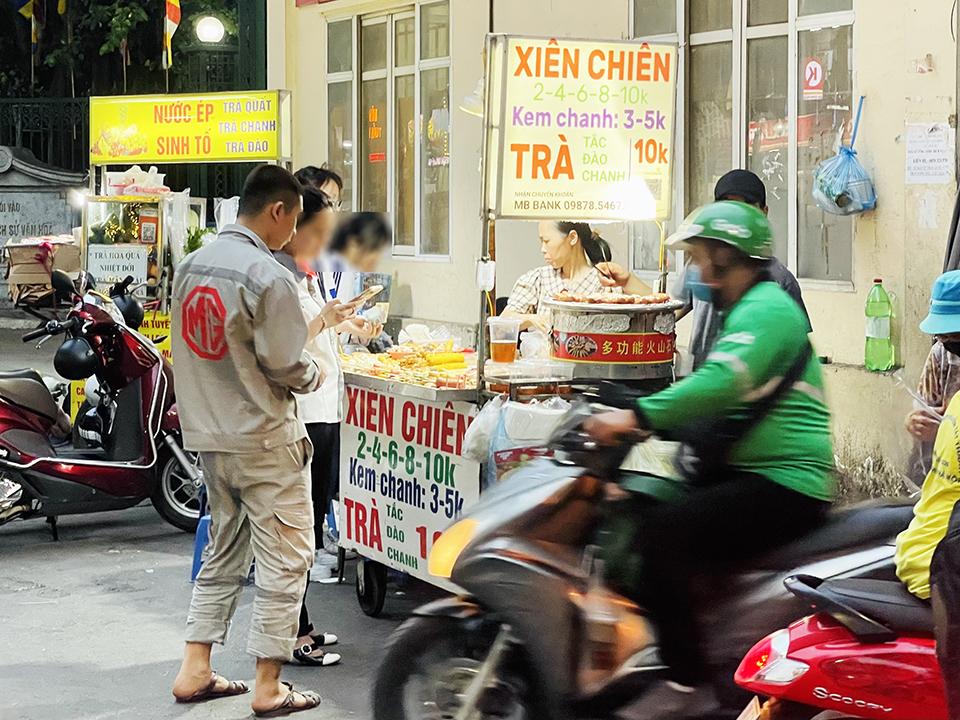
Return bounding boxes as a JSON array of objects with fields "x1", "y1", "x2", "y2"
[{"x1": 735, "y1": 697, "x2": 762, "y2": 720}]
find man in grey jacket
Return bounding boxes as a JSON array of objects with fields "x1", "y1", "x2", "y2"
[{"x1": 170, "y1": 165, "x2": 326, "y2": 716}]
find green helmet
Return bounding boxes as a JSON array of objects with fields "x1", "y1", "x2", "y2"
[{"x1": 667, "y1": 200, "x2": 773, "y2": 260}]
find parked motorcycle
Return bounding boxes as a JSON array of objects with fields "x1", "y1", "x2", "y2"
[
  {"x1": 372, "y1": 400, "x2": 914, "y2": 720},
  {"x1": 734, "y1": 573, "x2": 943, "y2": 720},
  {"x1": 0, "y1": 271, "x2": 200, "y2": 535}
]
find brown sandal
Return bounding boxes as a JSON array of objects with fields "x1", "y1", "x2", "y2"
[
  {"x1": 253, "y1": 682, "x2": 322, "y2": 717},
  {"x1": 174, "y1": 672, "x2": 250, "y2": 703}
]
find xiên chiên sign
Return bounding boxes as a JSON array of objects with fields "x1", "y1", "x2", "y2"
[
  {"x1": 339, "y1": 386, "x2": 480, "y2": 588},
  {"x1": 89, "y1": 91, "x2": 289, "y2": 164},
  {"x1": 487, "y1": 36, "x2": 677, "y2": 221}
]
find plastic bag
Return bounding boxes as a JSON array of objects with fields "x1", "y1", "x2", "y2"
[
  {"x1": 214, "y1": 197, "x2": 239, "y2": 230},
  {"x1": 812, "y1": 96, "x2": 876, "y2": 216},
  {"x1": 462, "y1": 395, "x2": 504, "y2": 464},
  {"x1": 486, "y1": 398, "x2": 571, "y2": 487}
]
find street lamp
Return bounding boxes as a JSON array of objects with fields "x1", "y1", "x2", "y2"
[{"x1": 195, "y1": 16, "x2": 226, "y2": 44}]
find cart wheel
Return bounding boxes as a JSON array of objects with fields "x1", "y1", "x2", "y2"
[{"x1": 357, "y1": 558, "x2": 388, "y2": 617}]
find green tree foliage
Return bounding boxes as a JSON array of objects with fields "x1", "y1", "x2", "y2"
[{"x1": 0, "y1": 0, "x2": 238, "y2": 97}]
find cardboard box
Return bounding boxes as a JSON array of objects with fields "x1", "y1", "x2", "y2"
[{"x1": 4, "y1": 235, "x2": 82, "y2": 293}]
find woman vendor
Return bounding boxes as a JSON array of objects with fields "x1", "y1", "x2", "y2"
[{"x1": 502, "y1": 220, "x2": 652, "y2": 332}]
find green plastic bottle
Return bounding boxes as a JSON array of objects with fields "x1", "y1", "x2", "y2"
[{"x1": 865, "y1": 278, "x2": 895, "y2": 371}]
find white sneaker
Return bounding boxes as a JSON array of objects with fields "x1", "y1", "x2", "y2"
[{"x1": 310, "y1": 551, "x2": 338, "y2": 581}]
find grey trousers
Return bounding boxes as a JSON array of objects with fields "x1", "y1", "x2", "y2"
[{"x1": 185, "y1": 438, "x2": 315, "y2": 660}]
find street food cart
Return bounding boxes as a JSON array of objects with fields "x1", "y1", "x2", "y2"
[{"x1": 339, "y1": 34, "x2": 679, "y2": 615}]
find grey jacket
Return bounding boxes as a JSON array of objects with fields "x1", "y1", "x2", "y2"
[{"x1": 171, "y1": 224, "x2": 323, "y2": 453}]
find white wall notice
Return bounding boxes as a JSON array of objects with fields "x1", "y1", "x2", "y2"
[{"x1": 905, "y1": 122, "x2": 955, "y2": 185}]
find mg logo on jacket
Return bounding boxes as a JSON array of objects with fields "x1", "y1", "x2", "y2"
[{"x1": 182, "y1": 286, "x2": 227, "y2": 360}]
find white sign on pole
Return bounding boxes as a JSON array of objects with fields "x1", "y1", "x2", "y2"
[
  {"x1": 484, "y1": 35, "x2": 678, "y2": 221},
  {"x1": 87, "y1": 244, "x2": 149, "y2": 285}
]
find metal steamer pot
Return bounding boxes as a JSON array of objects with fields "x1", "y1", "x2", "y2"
[{"x1": 544, "y1": 298, "x2": 685, "y2": 380}]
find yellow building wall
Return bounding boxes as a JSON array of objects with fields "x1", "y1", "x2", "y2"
[{"x1": 273, "y1": 0, "x2": 958, "y2": 488}]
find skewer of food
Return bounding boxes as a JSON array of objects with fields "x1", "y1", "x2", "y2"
[{"x1": 552, "y1": 291, "x2": 672, "y2": 305}]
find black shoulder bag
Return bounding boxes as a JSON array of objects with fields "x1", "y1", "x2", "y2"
[{"x1": 674, "y1": 341, "x2": 814, "y2": 486}]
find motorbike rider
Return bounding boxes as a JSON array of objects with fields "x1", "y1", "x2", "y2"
[
  {"x1": 904, "y1": 269, "x2": 960, "y2": 484},
  {"x1": 895, "y1": 271, "x2": 960, "y2": 719},
  {"x1": 678, "y1": 169, "x2": 810, "y2": 370},
  {"x1": 586, "y1": 200, "x2": 834, "y2": 713}
]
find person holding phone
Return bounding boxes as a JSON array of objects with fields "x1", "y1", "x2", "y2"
[{"x1": 274, "y1": 187, "x2": 357, "y2": 667}]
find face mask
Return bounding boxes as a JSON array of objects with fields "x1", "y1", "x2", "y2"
[
  {"x1": 942, "y1": 340, "x2": 960, "y2": 357},
  {"x1": 684, "y1": 264, "x2": 714, "y2": 303}
]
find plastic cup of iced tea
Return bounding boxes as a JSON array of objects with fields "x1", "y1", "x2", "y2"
[{"x1": 487, "y1": 317, "x2": 521, "y2": 363}]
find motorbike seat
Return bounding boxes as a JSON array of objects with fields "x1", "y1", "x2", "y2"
[
  {"x1": 817, "y1": 578, "x2": 934, "y2": 635},
  {"x1": 0, "y1": 369, "x2": 69, "y2": 431},
  {"x1": 752, "y1": 501, "x2": 915, "y2": 570},
  {"x1": 0, "y1": 368, "x2": 44, "y2": 384}
]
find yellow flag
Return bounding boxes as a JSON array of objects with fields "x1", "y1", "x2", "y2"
[{"x1": 58, "y1": 0, "x2": 66, "y2": 15}]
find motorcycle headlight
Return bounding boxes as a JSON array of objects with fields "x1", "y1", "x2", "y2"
[{"x1": 428, "y1": 519, "x2": 478, "y2": 579}]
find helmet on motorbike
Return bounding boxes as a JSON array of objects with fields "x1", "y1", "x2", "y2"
[
  {"x1": 667, "y1": 201, "x2": 773, "y2": 260},
  {"x1": 112, "y1": 294, "x2": 145, "y2": 331},
  {"x1": 54, "y1": 337, "x2": 98, "y2": 380}
]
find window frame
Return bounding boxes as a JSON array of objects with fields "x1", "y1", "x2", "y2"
[
  {"x1": 325, "y1": 1, "x2": 452, "y2": 261},
  {"x1": 629, "y1": 0, "x2": 855, "y2": 286}
]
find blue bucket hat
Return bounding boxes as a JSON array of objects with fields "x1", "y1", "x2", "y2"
[{"x1": 920, "y1": 270, "x2": 960, "y2": 335}]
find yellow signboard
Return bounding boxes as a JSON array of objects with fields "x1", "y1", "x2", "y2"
[
  {"x1": 89, "y1": 91, "x2": 290, "y2": 165},
  {"x1": 69, "y1": 312, "x2": 172, "y2": 419},
  {"x1": 485, "y1": 36, "x2": 677, "y2": 221}
]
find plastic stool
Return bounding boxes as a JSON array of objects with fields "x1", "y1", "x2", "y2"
[{"x1": 191, "y1": 514, "x2": 211, "y2": 582}]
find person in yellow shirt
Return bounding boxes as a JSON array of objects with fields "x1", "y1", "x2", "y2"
[{"x1": 896, "y1": 390, "x2": 960, "y2": 599}]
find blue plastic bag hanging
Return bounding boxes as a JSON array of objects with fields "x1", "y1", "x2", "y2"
[{"x1": 812, "y1": 96, "x2": 877, "y2": 215}]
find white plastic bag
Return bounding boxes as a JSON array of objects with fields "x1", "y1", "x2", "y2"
[
  {"x1": 214, "y1": 197, "x2": 239, "y2": 230},
  {"x1": 486, "y1": 398, "x2": 571, "y2": 486},
  {"x1": 462, "y1": 395, "x2": 504, "y2": 463}
]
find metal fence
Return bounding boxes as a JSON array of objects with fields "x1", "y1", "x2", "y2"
[
  {"x1": 0, "y1": 96, "x2": 255, "y2": 208},
  {"x1": 0, "y1": 98, "x2": 89, "y2": 173}
]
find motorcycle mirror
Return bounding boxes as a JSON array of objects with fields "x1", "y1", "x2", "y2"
[{"x1": 51, "y1": 270, "x2": 78, "y2": 302}]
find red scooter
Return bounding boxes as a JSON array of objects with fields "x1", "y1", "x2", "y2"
[
  {"x1": 0, "y1": 271, "x2": 200, "y2": 536},
  {"x1": 735, "y1": 573, "x2": 945, "y2": 720}
]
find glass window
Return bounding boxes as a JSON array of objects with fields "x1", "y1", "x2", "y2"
[
  {"x1": 361, "y1": 22, "x2": 387, "y2": 72},
  {"x1": 327, "y1": 81, "x2": 354, "y2": 212},
  {"x1": 690, "y1": 0, "x2": 732, "y2": 33},
  {"x1": 746, "y1": 35, "x2": 788, "y2": 261},
  {"x1": 421, "y1": 67, "x2": 450, "y2": 255},
  {"x1": 420, "y1": 2, "x2": 449, "y2": 60},
  {"x1": 748, "y1": 0, "x2": 787, "y2": 25},
  {"x1": 360, "y1": 79, "x2": 387, "y2": 212},
  {"x1": 633, "y1": 0, "x2": 676, "y2": 37},
  {"x1": 797, "y1": 25, "x2": 853, "y2": 281},
  {"x1": 800, "y1": 0, "x2": 852, "y2": 14},
  {"x1": 395, "y1": 17, "x2": 415, "y2": 67},
  {"x1": 632, "y1": 221, "x2": 666, "y2": 272},
  {"x1": 687, "y1": 43, "x2": 733, "y2": 213},
  {"x1": 328, "y1": 20, "x2": 352, "y2": 74},
  {"x1": 394, "y1": 74, "x2": 416, "y2": 248}
]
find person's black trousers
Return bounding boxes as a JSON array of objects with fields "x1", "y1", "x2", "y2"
[
  {"x1": 931, "y1": 501, "x2": 960, "y2": 719},
  {"x1": 298, "y1": 421, "x2": 342, "y2": 638},
  {"x1": 632, "y1": 472, "x2": 828, "y2": 686}
]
